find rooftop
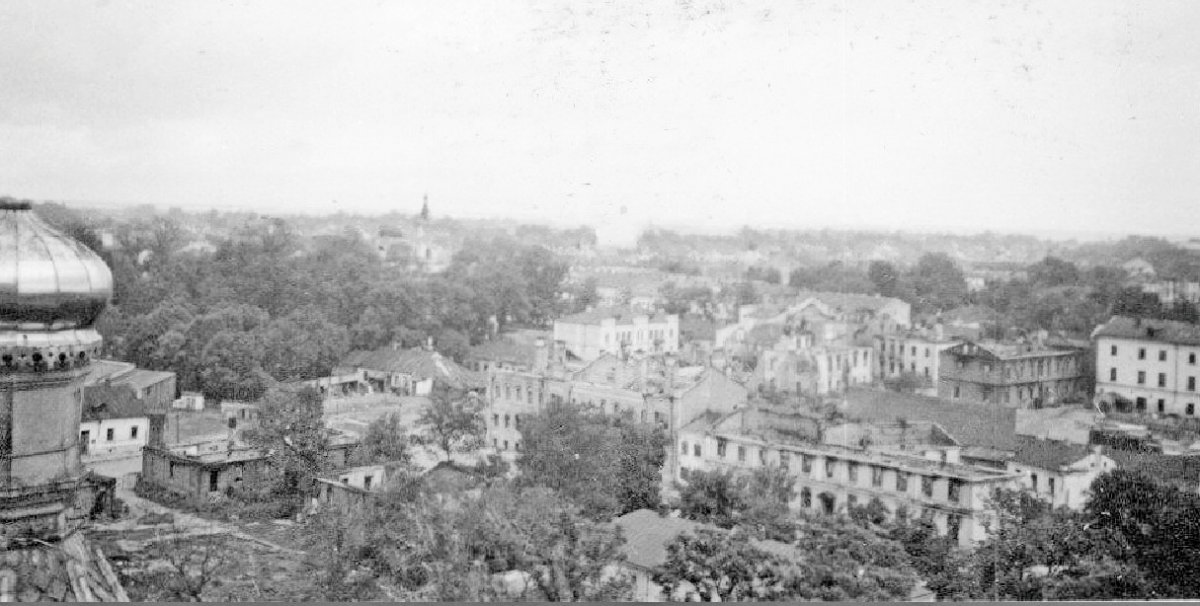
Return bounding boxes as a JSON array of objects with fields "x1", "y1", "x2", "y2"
[
  {"x1": 338, "y1": 346, "x2": 484, "y2": 389},
  {"x1": 1093, "y1": 315, "x2": 1200, "y2": 346},
  {"x1": 1009, "y1": 436, "x2": 1097, "y2": 471},
  {"x1": 557, "y1": 306, "x2": 673, "y2": 326},
  {"x1": 842, "y1": 388, "x2": 1018, "y2": 451}
]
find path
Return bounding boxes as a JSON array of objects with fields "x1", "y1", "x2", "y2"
[{"x1": 93, "y1": 473, "x2": 305, "y2": 555}]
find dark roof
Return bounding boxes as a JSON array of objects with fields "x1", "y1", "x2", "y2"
[
  {"x1": 558, "y1": 306, "x2": 672, "y2": 325},
  {"x1": 467, "y1": 337, "x2": 537, "y2": 367},
  {"x1": 611, "y1": 509, "x2": 794, "y2": 571},
  {"x1": 338, "y1": 346, "x2": 484, "y2": 388},
  {"x1": 1010, "y1": 436, "x2": 1093, "y2": 471},
  {"x1": 112, "y1": 369, "x2": 175, "y2": 392},
  {"x1": 1093, "y1": 315, "x2": 1200, "y2": 346},
  {"x1": 82, "y1": 384, "x2": 147, "y2": 422},
  {"x1": 843, "y1": 388, "x2": 1017, "y2": 451}
]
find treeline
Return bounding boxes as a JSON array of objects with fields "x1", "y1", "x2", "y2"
[{"x1": 37, "y1": 205, "x2": 568, "y2": 402}]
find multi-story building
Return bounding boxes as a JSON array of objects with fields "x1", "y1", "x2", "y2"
[
  {"x1": 755, "y1": 341, "x2": 875, "y2": 396},
  {"x1": 675, "y1": 407, "x2": 1019, "y2": 546},
  {"x1": 1093, "y1": 316, "x2": 1200, "y2": 417},
  {"x1": 876, "y1": 328, "x2": 964, "y2": 394},
  {"x1": 938, "y1": 340, "x2": 1088, "y2": 408},
  {"x1": 80, "y1": 361, "x2": 176, "y2": 462},
  {"x1": 553, "y1": 307, "x2": 680, "y2": 362}
]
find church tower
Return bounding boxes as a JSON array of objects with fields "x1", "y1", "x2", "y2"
[{"x1": 0, "y1": 199, "x2": 127, "y2": 601}]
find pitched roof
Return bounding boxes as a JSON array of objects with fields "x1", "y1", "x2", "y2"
[
  {"x1": 81, "y1": 384, "x2": 148, "y2": 422},
  {"x1": 1009, "y1": 437, "x2": 1093, "y2": 471},
  {"x1": 611, "y1": 509, "x2": 795, "y2": 571},
  {"x1": 558, "y1": 306, "x2": 672, "y2": 326},
  {"x1": 1093, "y1": 315, "x2": 1200, "y2": 346},
  {"x1": 338, "y1": 347, "x2": 484, "y2": 388},
  {"x1": 843, "y1": 388, "x2": 1018, "y2": 451}
]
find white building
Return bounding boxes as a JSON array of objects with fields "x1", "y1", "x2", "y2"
[
  {"x1": 553, "y1": 307, "x2": 679, "y2": 362},
  {"x1": 877, "y1": 328, "x2": 964, "y2": 394},
  {"x1": 1005, "y1": 438, "x2": 1116, "y2": 511},
  {"x1": 1093, "y1": 316, "x2": 1200, "y2": 417},
  {"x1": 676, "y1": 407, "x2": 1019, "y2": 547}
]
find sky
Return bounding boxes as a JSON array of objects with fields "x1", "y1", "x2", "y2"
[{"x1": 1, "y1": 0, "x2": 1198, "y2": 240}]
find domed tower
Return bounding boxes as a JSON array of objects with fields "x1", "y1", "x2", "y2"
[{"x1": 0, "y1": 199, "x2": 111, "y2": 538}]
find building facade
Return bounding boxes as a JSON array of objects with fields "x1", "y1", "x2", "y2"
[
  {"x1": 675, "y1": 408, "x2": 1018, "y2": 547},
  {"x1": 1093, "y1": 316, "x2": 1200, "y2": 417},
  {"x1": 938, "y1": 340, "x2": 1088, "y2": 408},
  {"x1": 553, "y1": 307, "x2": 680, "y2": 361},
  {"x1": 876, "y1": 330, "x2": 963, "y2": 394}
]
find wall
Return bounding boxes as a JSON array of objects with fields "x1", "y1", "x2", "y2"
[
  {"x1": 1094, "y1": 336, "x2": 1200, "y2": 416},
  {"x1": 79, "y1": 416, "x2": 147, "y2": 459}
]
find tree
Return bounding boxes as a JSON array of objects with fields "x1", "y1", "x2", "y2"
[
  {"x1": 867, "y1": 260, "x2": 901, "y2": 297},
  {"x1": 678, "y1": 469, "x2": 745, "y2": 529},
  {"x1": 353, "y1": 413, "x2": 412, "y2": 467},
  {"x1": 519, "y1": 400, "x2": 666, "y2": 521},
  {"x1": 414, "y1": 387, "x2": 485, "y2": 461},
  {"x1": 1028, "y1": 256, "x2": 1081, "y2": 287},
  {"x1": 197, "y1": 330, "x2": 269, "y2": 402},
  {"x1": 736, "y1": 466, "x2": 796, "y2": 541},
  {"x1": 244, "y1": 385, "x2": 330, "y2": 503},
  {"x1": 652, "y1": 528, "x2": 792, "y2": 601},
  {"x1": 909, "y1": 252, "x2": 968, "y2": 313}
]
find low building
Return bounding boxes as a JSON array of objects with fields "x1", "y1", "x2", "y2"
[
  {"x1": 938, "y1": 340, "x2": 1088, "y2": 408},
  {"x1": 172, "y1": 391, "x2": 205, "y2": 411},
  {"x1": 1093, "y1": 315, "x2": 1200, "y2": 417},
  {"x1": 609, "y1": 509, "x2": 794, "y2": 602},
  {"x1": 1004, "y1": 438, "x2": 1115, "y2": 510},
  {"x1": 80, "y1": 362, "x2": 177, "y2": 462},
  {"x1": 553, "y1": 307, "x2": 680, "y2": 361},
  {"x1": 140, "y1": 435, "x2": 358, "y2": 505},
  {"x1": 334, "y1": 342, "x2": 484, "y2": 396},
  {"x1": 676, "y1": 407, "x2": 1019, "y2": 546}
]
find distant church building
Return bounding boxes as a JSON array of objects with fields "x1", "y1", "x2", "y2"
[{"x1": 0, "y1": 199, "x2": 129, "y2": 601}]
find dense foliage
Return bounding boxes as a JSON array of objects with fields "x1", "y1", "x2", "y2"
[{"x1": 517, "y1": 400, "x2": 667, "y2": 521}]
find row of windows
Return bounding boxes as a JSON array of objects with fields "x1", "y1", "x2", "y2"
[
  {"x1": 82, "y1": 426, "x2": 138, "y2": 442},
  {"x1": 492, "y1": 438, "x2": 522, "y2": 451},
  {"x1": 682, "y1": 440, "x2": 964, "y2": 504},
  {"x1": 1120, "y1": 369, "x2": 1198, "y2": 391},
  {"x1": 491, "y1": 413, "x2": 522, "y2": 429},
  {"x1": 495, "y1": 383, "x2": 541, "y2": 405},
  {"x1": 1119, "y1": 345, "x2": 1199, "y2": 365},
  {"x1": 1133, "y1": 397, "x2": 1197, "y2": 416},
  {"x1": 886, "y1": 342, "x2": 932, "y2": 358}
]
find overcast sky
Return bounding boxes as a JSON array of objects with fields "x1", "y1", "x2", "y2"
[{"x1": 1, "y1": 0, "x2": 1197, "y2": 238}]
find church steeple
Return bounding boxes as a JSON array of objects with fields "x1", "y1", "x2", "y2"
[{"x1": 419, "y1": 193, "x2": 430, "y2": 222}]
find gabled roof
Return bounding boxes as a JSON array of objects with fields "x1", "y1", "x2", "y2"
[
  {"x1": 82, "y1": 383, "x2": 148, "y2": 422},
  {"x1": 611, "y1": 509, "x2": 794, "y2": 571},
  {"x1": 338, "y1": 346, "x2": 483, "y2": 388},
  {"x1": 1093, "y1": 315, "x2": 1200, "y2": 346},
  {"x1": 1009, "y1": 436, "x2": 1095, "y2": 471}
]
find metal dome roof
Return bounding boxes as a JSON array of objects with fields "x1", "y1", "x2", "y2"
[{"x1": 0, "y1": 201, "x2": 112, "y2": 331}]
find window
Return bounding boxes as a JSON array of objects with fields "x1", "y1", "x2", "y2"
[
  {"x1": 169, "y1": 461, "x2": 175, "y2": 479},
  {"x1": 896, "y1": 472, "x2": 909, "y2": 492},
  {"x1": 1137, "y1": 371, "x2": 1146, "y2": 385},
  {"x1": 848, "y1": 463, "x2": 859, "y2": 483},
  {"x1": 801, "y1": 454, "x2": 812, "y2": 473},
  {"x1": 105, "y1": 428, "x2": 114, "y2": 441},
  {"x1": 948, "y1": 480, "x2": 962, "y2": 503},
  {"x1": 780, "y1": 451, "x2": 791, "y2": 470},
  {"x1": 801, "y1": 487, "x2": 812, "y2": 508},
  {"x1": 925, "y1": 347, "x2": 930, "y2": 358},
  {"x1": 1159, "y1": 373, "x2": 1167, "y2": 388},
  {"x1": 364, "y1": 475, "x2": 373, "y2": 490},
  {"x1": 921, "y1": 476, "x2": 933, "y2": 497},
  {"x1": 1160, "y1": 350, "x2": 1168, "y2": 362},
  {"x1": 209, "y1": 470, "x2": 219, "y2": 492},
  {"x1": 738, "y1": 446, "x2": 746, "y2": 462},
  {"x1": 503, "y1": 440, "x2": 509, "y2": 450},
  {"x1": 1048, "y1": 477, "x2": 1056, "y2": 497},
  {"x1": 1189, "y1": 404, "x2": 1196, "y2": 416},
  {"x1": 825, "y1": 458, "x2": 836, "y2": 478},
  {"x1": 504, "y1": 414, "x2": 510, "y2": 428},
  {"x1": 1136, "y1": 397, "x2": 1147, "y2": 412},
  {"x1": 1031, "y1": 473, "x2": 1039, "y2": 490},
  {"x1": 1138, "y1": 348, "x2": 1146, "y2": 360},
  {"x1": 131, "y1": 426, "x2": 139, "y2": 439},
  {"x1": 1158, "y1": 399, "x2": 1165, "y2": 413},
  {"x1": 694, "y1": 444, "x2": 702, "y2": 457},
  {"x1": 493, "y1": 414, "x2": 500, "y2": 425},
  {"x1": 759, "y1": 449, "x2": 767, "y2": 466},
  {"x1": 717, "y1": 439, "x2": 727, "y2": 458},
  {"x1": 1111, "y1": 345, "x2": 1118, "y2": 356},
  {"x1": 1189, "y1": 377, "x2": 1196, "y2": 392},
  {"x1": 516, "y1": 442, "x2": 522, "y2": 452},
  {"x1": 1110, "y1": 368, "x2": 1117, "y2": 381},
  {"x1": 1191, "y1": 353, "x2": 1197, "y2": 365},
  {"x1": 871, "y1": 466, "x2": 883, "y2": 487},
  {"x1": 681, "y1": 441, "x2": 689, "y2": 455},
  {"x1": 515, "y1": 414, "x2": 521, "y2": 429},
  {"x1": 953, "y1": 386, "x2": 961, "y2": 399}
]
